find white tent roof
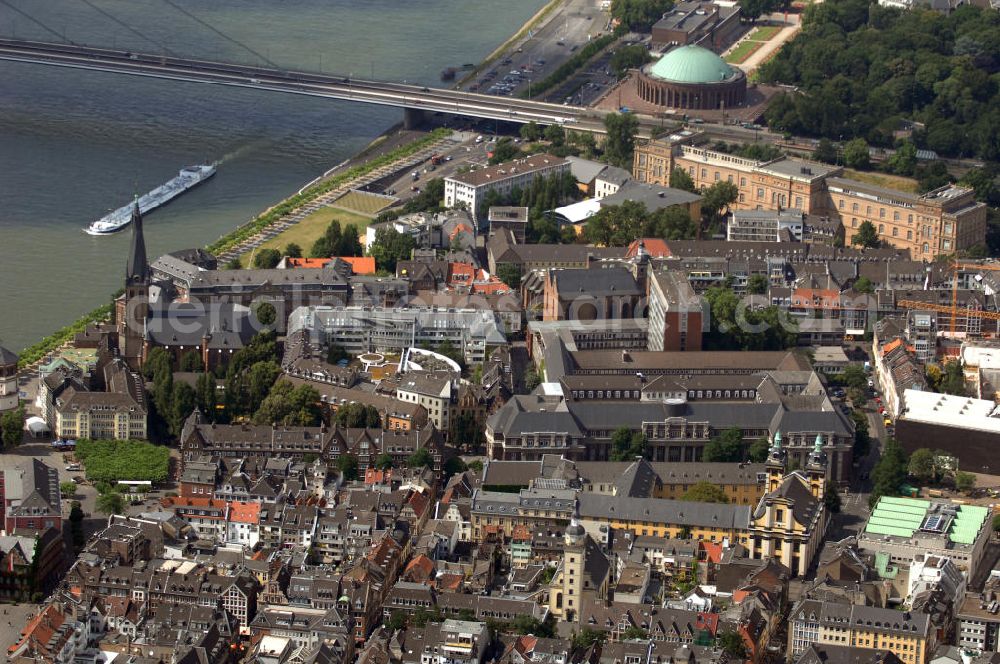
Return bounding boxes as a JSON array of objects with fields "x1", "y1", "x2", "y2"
[
  {"x1": 553, "y1": 198, "x2": 602, "y2": 224},
  {"x1": 25, "y1": 416, "x2": 49, "y2": 433}
]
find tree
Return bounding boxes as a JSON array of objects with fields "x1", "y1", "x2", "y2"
[
  {"x1": 451, "y1": 412, "x2": 482, "y2": 451},
  {"x1": 408, "y1": 447, "x2": 435, "y2": 470},
  {"x1": 60, "y1": 481, "x2": 77, "y2": 498},
  {"x1": 369, "y1": 227, "x2": 416, "y2": 273},
  {"x1": 253, "y1": 248, "x2": 282, "y2": 269},
  {"x1": 870, "y1": 438, "x2": 908, "y2": 507},
  {"x1": 170, "y1": 381, "x2": 197, "y2": 438},
  {"x1": 603, "y1": 112, "x2": 639, "y2": 169},
  {"x1": 0, "y1": 406, "x2": 24, "y2": 449},
  {"x1": 853, "y1": 276, "x2": 874, "y2": 294},
  {"x1": 523, "y1": 366, "x2": 542, "y2": 392},
  {"x1": 336, "y1": 454, "x2": 359, "y2": 481},
  {"x1": 311, "y1": 220, "x2": 343, "y2": 258},
  {"x1": 611, "y1": 0, "x2": 674, "y2": 31},
  {"x1": 955, "y1": 471, "x2": 976, "y2": 493},
  {"x1": 443, "y1": 457, "x2": 468, "y2": 481},
  {"x1": 544, "y1": 124, "x2": 566, "y2": 146},
  {"x1": 285, "y1": 242, "x2": 303, "y2": 258},
  {"x1": 195, "y1": 372, "x2": 217, "y2": 421},
  {"x1": 253, "y1": 301, "x2": 277, "y2": 327},
  {"x1": 852, "y1": 221, "x2": 881, "y2": 248},
  {"x1": 69, "y1": 501, "x2": 85, "y2": 548},
  {"x1": 621, "y1": 626, "x2": 649, "y2": 640},
  {"x1": 572, "y1": 627, "x2": 607, "y2": 650},
  {"x1": 843, "y1": 138, "x2": 871, "y2": 170},
  {"x1": 670, "y1": 167, "x2": 697, "y2": 193},
  {"x1": 224, "y1": 257, "x2": 242, "y2": 270},
  {"x1": 993, "y1": 513, "x2": 1000, "y2": 533},
  {"x1": 718, "y1": 630, "x2": 747, "y2": 659},
  {"x1": 520, "y1": 121, "x2": 542, "y2": 142},
  {"x1": 96, "y1": 490, "x2": 125, "y2": 516},
  {"x1": 824, "y1": 482, "x2": 841, "y2": 513},
  {"x1": 253, "y1": 381, "x2": 322, "y2": 426},
  {"x1": 700, "y1": 181, "x2": 739, "y2": 229},
  {"x1": 748, "y1": 438, "x2": 770, "y2": 463},
  {"x1": 610, "y1": 44, "x2": 653, "y2": 77},
  {"x1": 374, "y1": 453, "x2": 394, "y2": 470},
  {"x1": 178, "y1": 351, "x2": 203, "y2": 372},
  {"x1": 887, "y1": 141, "x2": 917, "y2": 176},
  {"x1": 327, "y1": 344, "x2": 349, "y2": 365},
  {"x1": 497, "y1": 263, "x2": 522, "y2": 289},
  {"x1": 703, "y1": 427, "x2": 743, "y2": 462},
  {"x1": 938, "y1": 361, "x2": 967, "y2": 396},
  {"x1": 812, "y1": 138, "x2": 838, "y2": 164},
  {"x1": 681, "y1": 481, "x2": 730, "y2": 504},
  {"x1": 908, "y1": 448, "x2": 937, "y2": 484},
  {"x1": 747, "y1": 274, "x2": 769, "y2": 295},
  {"x1": 610, "y1": 427, "x2": 647, "y2": 461},
  {"x1": 489, "y1": 137, "x2": 521, "y2": 165},
  {"x1": 334, "y1": 403, "x2": 381, "y2": 428},
  {"x1": 338, "y1": 225, "x2": 363, "y2": 257},
  {"x1": 387, "y1": 610, "x2": 407, "y2": 631},
  {"x1": 842, "y1": 365, "x2": 868, "y2": 391}
]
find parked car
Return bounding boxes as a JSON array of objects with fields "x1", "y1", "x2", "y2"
[{"x1": 66, "y1": 463, "x2": 82, "y2": 471}]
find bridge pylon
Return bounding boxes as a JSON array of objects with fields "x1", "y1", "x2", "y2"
[{"x1": 403, "y1": 107, "x2": 425, "y2": 130}]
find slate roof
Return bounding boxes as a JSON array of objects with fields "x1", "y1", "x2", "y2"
[
  {"x1": 578, "y1": 493, "x2": 751, "y2": 529},
  {"x1": 551, "y1": 267, "x2": 641, "y2": 299}
]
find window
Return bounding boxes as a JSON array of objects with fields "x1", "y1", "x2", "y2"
[
  {"x1": 839, "y1": 199, "x2": 844, "y2": 209},
  {"x1": 893, "y1": 211, "x2": 900, "y2": 221},
  {"x1": 714, "y1": 172, "x2": 720, "y2": 182},
  {"x1": 892, "y1": 228, "x2": 898, "y2": 237},
  {"x1": 757, "y1": 188, "x2": 764, "y2": 200},
  {"x1": 728, "y1": 174, "x2": 733, "y2": 183},
  {"x1": 795, "y1": 196, "x2": 802, "y2": 208},
  {"x1": 878, "y1": 224, "x2": 885, "y2": 233},
  {"x1": 852, "y1": 202, "x2": 859, "y2": 212},
  {"x1": 879, "y1": 208, "x2": 886, "y2": 218},
  {"x1": 907, "y1": 230, "x2": 912, "y2": 240},
  {"x1": 740, "y1": 177, "x2": 747, "y2": 186},
  {"x1": 852, "y1": 218, "x2": 857, "y2": 228},
  {"x1": 701, "y1": 168, "x2": 707, "y2": 178}
]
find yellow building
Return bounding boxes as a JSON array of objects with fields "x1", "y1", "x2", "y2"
[
  {"x1": 547, "y1": 507, "x2": 610, "y2": 621},
  {"x1": 746, "y1": 432, "x2": 830, "y2": 576},
  {"x1": 829, "y1": 177, "x2": 986, "y2": 260},
  {"x1": 633, "y1": 138, "x2": 987, "y2": 260},
  {"x1": 789, "y1": 599, "x2": 933, "y2": 664}
]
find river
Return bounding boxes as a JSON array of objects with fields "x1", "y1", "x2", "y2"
[{"x1": 0, "y1": 0, "x2": 545, "y2": 353}]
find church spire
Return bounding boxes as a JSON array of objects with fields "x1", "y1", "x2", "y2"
[{"x1": 126, "y1": 200, "x2": 149, "y2": 285}]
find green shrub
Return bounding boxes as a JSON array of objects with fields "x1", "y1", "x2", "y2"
[{"x1": 76, "y1": 439, "x2": 170, "y2": 483}]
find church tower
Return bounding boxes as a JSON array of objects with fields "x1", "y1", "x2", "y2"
[
  {"x1": 806, "y1": 433, "x2": 828, "y2": 500},
  {"x1": 765, "y1": 431, "x2": 786, "y2": 492},
  {"x1": 121, "y1": 202, "x2": 150, "y2": 370}
]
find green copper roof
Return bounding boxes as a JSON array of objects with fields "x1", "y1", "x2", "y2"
[{"x1": 648, "y1": 45, "x2": 735, "y2": 84}]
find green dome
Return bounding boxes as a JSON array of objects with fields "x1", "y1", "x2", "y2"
[{"x1": 648, "y1": 45, "x2": 735, "y2": 84}]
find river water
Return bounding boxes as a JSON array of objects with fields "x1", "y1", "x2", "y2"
[{"x1": 0, "y1": 0, "x2": 544, "y2": 352}]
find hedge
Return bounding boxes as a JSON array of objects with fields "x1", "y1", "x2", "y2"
[
  {"x1": 205, "y1": 127, "x2": 452, "y2": 256},
  {"x1": 75, "y1": 438, "x2": 170, "y2": 484}
]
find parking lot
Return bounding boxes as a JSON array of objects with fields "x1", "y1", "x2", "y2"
[{"x1": 463, "y1": 0, "x2": 609, "y2": 99}]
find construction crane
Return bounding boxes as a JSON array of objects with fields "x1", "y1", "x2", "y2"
[{"x1": 897, "y1": 260, "x2": 1000, "y2": 336}]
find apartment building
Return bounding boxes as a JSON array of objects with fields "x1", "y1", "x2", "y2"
[
  {"x1": 831, "y1": 179, "x2": 986, "y2": 259},
  {"x1": 50, "y1": 358, "x2": 147, "y2": 440},
  {"x1": 727, "y1": 209, "x2": 805, "y2": 242},
  {"x1": 443, "y1": 153, "x2": 569, "y2": 219},
  {"x1": 789, "y1": 599, "x2": 933, "y2": 664}
]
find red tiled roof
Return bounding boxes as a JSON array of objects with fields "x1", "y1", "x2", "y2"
[
  {"x1": 696, "y1": 612, "x2": 719, "y2": 636},
  {"x1": 407, "y1": 490, "x2": 430, "y2": 519},
  {"x1": 626, "y1": 238, "x2": 671, "y2": 258},
  {"x1": 228, "y1": 501, "x2": 261, "y2": 524},
  {"x1": 700, "y1": 541, "x2": 723, "y2": 564},
  {"x1": 283, "y1": 256, "x2": 376, "y2": 275},
  {"x1": 404, "y1": 554, "x2": 435, "y2": 583}
]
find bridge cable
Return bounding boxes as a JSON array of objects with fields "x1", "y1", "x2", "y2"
[
  {"x1": 156, "y1": 0, "x2": 280, "y2": 69},
  {"x1": 77, "y1": 0, "x2": 179, "y2": 58},
  {"x1": 0, "y1": 0, "x2": 75, "y2": 44}
]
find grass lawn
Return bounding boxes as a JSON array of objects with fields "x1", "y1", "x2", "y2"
[
  {"x1": 725, "y1": 40, "x2": 764, "y2": 64},
  {"x1": 240, "y1": 206, "x2": 372, "y2": 264},
  {"x1": 748, "y1": 25, "x2": 781, "y2": 41},
  {"x1": 335, "y1": 190, "x2": 394, "y2": 216},
  {"x1": 842, "y1": 169, "x2": 920, "y2": 194}
]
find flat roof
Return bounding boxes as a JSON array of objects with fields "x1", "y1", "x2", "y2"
[
  {"x1": 864, "y1": 495, "x2": 989, "y2": 546},
  {"x1": 447, "y1": 153, "x2": 567, "y2": 187},
  {"x1": 901, "y1": 389, "x2": 1000, "y2": 434}
]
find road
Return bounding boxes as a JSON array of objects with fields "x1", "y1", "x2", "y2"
[
  {"x1": 462, "y1": 0, "x2": 609, "y2": 100},
  {"x1": 0, "y1": 38, "x2": 602, "y2": 129}
]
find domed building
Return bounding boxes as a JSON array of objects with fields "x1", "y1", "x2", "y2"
[{"x1": 636, "y1": 44, "x2": 746, "y2": 110}]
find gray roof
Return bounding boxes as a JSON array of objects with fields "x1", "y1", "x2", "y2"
[
  {"x1": 602, "y1": 180, "x2": 701, "y2": 212},
  {"x1": 578, "y1": 492, "x2": 751, "y2": 529},
  {"x1": 565, "y1": 156, "x2": 610, "y2": 185},
  {"x1": 0, "y1": 345, "x2": 18, "y2": 366},
  {"x1": 551, "y1": 267, "x2": 641, "y2": 298},
  {"x1": 791, "y1": 598, "x2": 930, "y2": 638}
]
